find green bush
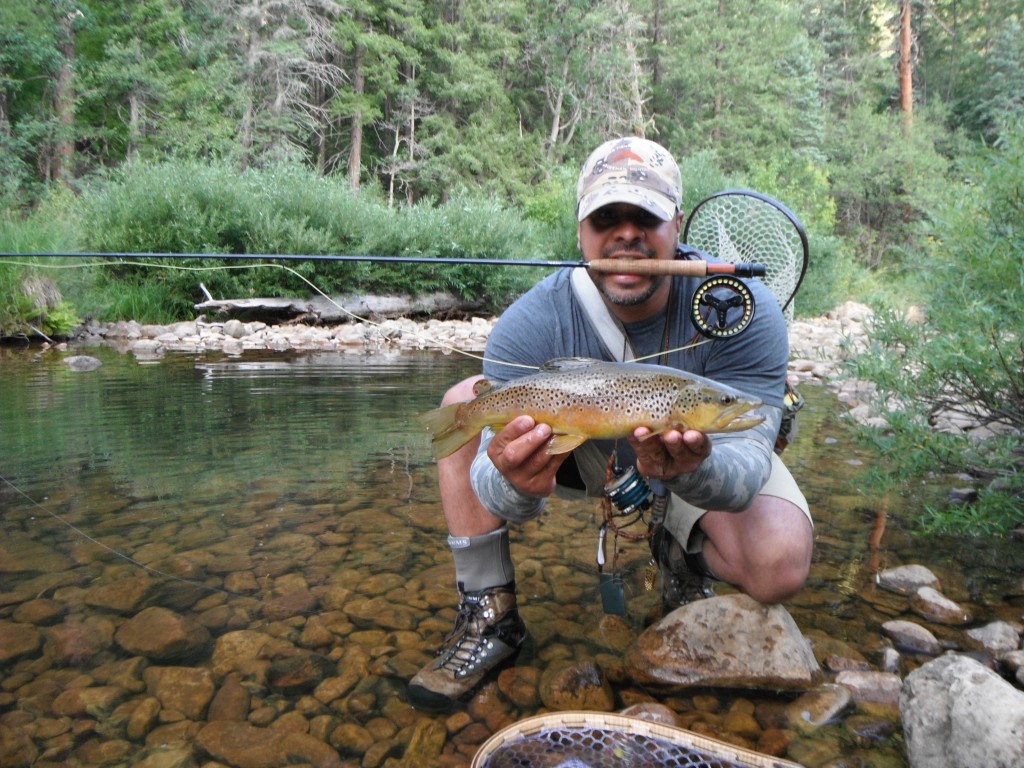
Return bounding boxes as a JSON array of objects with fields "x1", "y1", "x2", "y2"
[
  {"x1": 847, "y1": 125, "x2": 1024, "y2": 535},
  {"x1": 75, "y1": 159, "x2": 556, "y2": 321}
]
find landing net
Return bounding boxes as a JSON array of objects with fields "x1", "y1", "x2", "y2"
[
  {"x1": 684, "y1": 191, "x2": 808, "y2": 324},
  {"x1": 472, "y1": 712, "x2": 805, "y2": 768}
]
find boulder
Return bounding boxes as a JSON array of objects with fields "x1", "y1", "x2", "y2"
[
  {"x1": 901, "y1": 653, "x2": 1024, "y2": 768},
  {"x1": 625, "y1": 595, "x2": 822, "y2": 690}
]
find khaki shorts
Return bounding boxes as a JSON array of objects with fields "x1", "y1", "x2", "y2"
[{"x1": 566, "y1": 446, "x2": 811, "y2": 553}]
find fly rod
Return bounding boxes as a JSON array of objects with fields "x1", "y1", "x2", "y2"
[{"x1": 0, "y1": 251, "x2": 766, "y2": 278}]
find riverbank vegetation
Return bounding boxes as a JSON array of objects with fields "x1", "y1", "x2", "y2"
[{"x1": 0, "y1": 0, "x2": 1020, "y2": 533}]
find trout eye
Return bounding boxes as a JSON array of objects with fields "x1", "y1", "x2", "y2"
[{"x1": 719, "y1": 394, "x2": 735, "y2": 405}]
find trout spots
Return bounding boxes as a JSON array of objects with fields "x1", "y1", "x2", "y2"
[{"x1": 418, "y1": 358, "x2": 765, "y2": 459}]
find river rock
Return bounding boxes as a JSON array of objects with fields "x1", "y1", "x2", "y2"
[
  {"x1": 115, "y1": 606, "x2": 211, "y2": 660},
  {"x1": 901, "y1": 653, "x2": 1024, "y2": 768},
  {"x1": 0, "y1": 540, "x2": 73, "y2": 574},
  {"x1": 196, "y1": 721, "x2": 343, "y2": 768},
  {"x1": 51, "y1": 686, "x2": 128, "y2": 718},
  {"x1": 266, "y1": 653, "x2": 335, "y2": 693},
  {"x1": 910, "y1": 586, "x2": 972, "y2": 625},
  {"x1": 539, "y1": 661, "x2": 615, "y2": 711},
  {"x1": 45, "y1": 616, "x2": 115, "y2": 665},
  {"x1": 785, "y1": 683, "x2": 854, "y2": 728},
  {"x1": 625, "y1": 594, "x2": 822, "y2": 690},
  {"x1": 835, "y1": 670, "x2": 903, "y2": 709},
  {"x1": 400, "y1": 718, "x2": 448, "y2": 764},
  {"x1": 211, "y1": 630, "x2": 297, "y2": 680},
  {"x1": 876, "y1": 564, "x2": 940, "y2": 596},
  {"x1": 618, "y1": 702, "x2": 679, "y2": 727},
  {"x1": 207, "y1": 674, "x2": 252, "y2": 722},
  {"x1": 497, "y1": 666, "x2": 541, "y2": 709},
  {"x1": 880, "y1": 619, "x2": 942, "y2": 656},
  {"x1": 964, "y1": 620, "x2": 1021, "y2": 655},
  {"x1": 63, "y1": 354, "x2": 102, "y2": 371},
  {"x1": 0, "y1": 620, "x2": 41, "y2": 663},
  {"x1": 84, "y1": 577, "x2": 155, "y2": 613},
  {"x1": 143, "y1": 666, "x2": 216, "y2": 720},
  {"x1": 0, "y1": 723, "x2": 37, "y2": 767}
]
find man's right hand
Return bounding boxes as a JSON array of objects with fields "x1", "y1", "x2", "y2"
[{"x1": 486, "y1": 416, "x2": 568, "y2": 499}]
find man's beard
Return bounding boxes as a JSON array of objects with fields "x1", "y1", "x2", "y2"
[
  {"x1": 596, "y1": 276, "x2": 666, "y2": 306},
  {"x1": 594, "y1": 243, "x2": 666, "y2": 306}
]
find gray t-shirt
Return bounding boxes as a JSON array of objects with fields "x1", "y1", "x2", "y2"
[{"x1": 470, "y1": 266, "x2": 788, "y2": 521}]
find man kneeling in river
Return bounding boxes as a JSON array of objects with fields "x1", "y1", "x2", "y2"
[{"x1": 407, "y1": 136, "x2": 814, "y2": 713}]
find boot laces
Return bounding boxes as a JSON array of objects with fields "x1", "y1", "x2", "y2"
[{"x1": 437, "y1": 592, "x2": 497, "y2": 678}]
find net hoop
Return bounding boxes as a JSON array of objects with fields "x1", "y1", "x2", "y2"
[
  {"x1": 684, "y1": 190, "x2": 809, "y2": 322},
  {"x1": 471, "y1": 710, "x2": 806, "y2": 768}
]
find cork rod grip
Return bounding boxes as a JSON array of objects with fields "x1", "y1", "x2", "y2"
[{"x1": 585, "y1": 259, "x2": 765, "y2": 277}]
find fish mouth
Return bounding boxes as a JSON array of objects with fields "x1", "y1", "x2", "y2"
[{"x1": 702, "y1": 398, "x2": 765, "y2": 432}]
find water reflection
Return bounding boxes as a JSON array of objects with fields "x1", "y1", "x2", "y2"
[{"x1": 1, "y1": 346, "x2": 1020, "y2": 767}]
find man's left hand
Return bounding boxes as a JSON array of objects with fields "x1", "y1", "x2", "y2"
[{"x1": 628, "y1": 427, "x2": 711, "y2": 480}]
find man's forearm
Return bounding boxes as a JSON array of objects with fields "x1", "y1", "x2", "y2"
[
  {"x1": 469, "y1": 429, "x2": 547, "y2": 522},
  {"x1": 663, "y1": 406, "x2": 781, "y2": 511}
]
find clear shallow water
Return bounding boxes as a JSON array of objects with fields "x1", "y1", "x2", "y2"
[{"x1": 1, "y1": 345, "x2": 1021, "y2": 767}]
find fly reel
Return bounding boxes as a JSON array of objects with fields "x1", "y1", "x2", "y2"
[{"x1": 690, "y1": 275, "x2": 755, "y2": 339}]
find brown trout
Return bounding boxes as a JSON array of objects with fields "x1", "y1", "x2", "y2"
[{"x1": 418, "y1": 357, "x2": 765, "y2": 460}]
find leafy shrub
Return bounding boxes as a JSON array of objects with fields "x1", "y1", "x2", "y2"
[
  {"x1": 76, "y1": 159, "x2": 555, "y2": 320},
  {"x1": 847, "y1": 125, "x2": 1024, "y2": 534}
]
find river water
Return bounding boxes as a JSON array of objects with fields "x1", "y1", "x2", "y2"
[{"x1": 1, "y1": 345, "x2": 1021, "y2": 767}]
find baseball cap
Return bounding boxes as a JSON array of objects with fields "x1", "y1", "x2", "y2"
[{"x1": 576, "y1": 137, "x2": 683, "y2": 222}]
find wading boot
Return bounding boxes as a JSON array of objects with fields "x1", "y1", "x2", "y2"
[
  {"x1": 407, "y1": 583, "x2": 526, "y2": 713},
  {"x1": 650, "y1": 527, "x2": 714, "y2": 612}
]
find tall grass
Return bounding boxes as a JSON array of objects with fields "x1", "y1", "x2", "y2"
[{"x1": 0, "y1": 194, "x2": 85, "y2": 337}]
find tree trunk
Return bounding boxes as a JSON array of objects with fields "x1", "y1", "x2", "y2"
[
  {"x1": 127, "y1": 92, "x2": 140, "y2": 161},
  {"x1": 0, "y1": 66, "x2": 11, "y2": 141},
  {"x1": 545, "y1": 56, "x2": 571, "y2": 162},
  {"x1": 899, "y1": 0, "x2": 913, "y2": 136},
  {"x1": 348, "y1": 43, "x2": 365, "y2": 190},
  {"x1": 50, "y1": 8, "x2": 77, "y2": 185}
]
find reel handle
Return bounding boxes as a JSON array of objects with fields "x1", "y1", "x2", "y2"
[{"x1": 586, "y1": 258, "x2": 765, "y2": 278}]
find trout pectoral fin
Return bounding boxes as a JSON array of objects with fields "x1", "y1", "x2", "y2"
[
  {"x1": 472, "y1": 379, "x2": 493, "y2": 396},
  {"x1": 545, "y1": 433, "x2": 588, "y2": 454}
]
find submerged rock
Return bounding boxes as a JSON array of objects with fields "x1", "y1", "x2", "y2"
[
  {"x1": 785, "y1": 683, "x2": 854, "y2": 729},
  {"x1": 539, "y1": 661, "x2": 615, "y2": 711},
  {"x1": 910, "y1": 586, "x2": 972, "y2": 625},
  {"x1": 63, "y1": 354, "x2": 102, "y2": 372},
  {"x1": 115, "y1": 606, "x2": 211, "y2": 661},
  {"x1": 196, "y1": 721, "x2": 344, "y2": 768},
  {"x1": 625, "y1": 594, "x2": 822, "y2": 690},
  {"x1": 876, "y1": 564, "x2": 940, "y2": 596}
]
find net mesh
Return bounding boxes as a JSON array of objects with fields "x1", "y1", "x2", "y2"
[
  {"x1": 473, "y1": 712, "x2": 805, "y2": 768},
  {"x1": 684, "y1": 192, "x2": 807, "y2": 324}
]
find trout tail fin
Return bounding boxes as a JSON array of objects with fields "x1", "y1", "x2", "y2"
[{"x1": 416, "y1": 404, "x2": 478, "y2": 460}]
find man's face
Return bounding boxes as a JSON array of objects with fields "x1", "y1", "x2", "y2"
[{"x1": 578, "y1": 203, "x2": 683, "y2": 310}]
